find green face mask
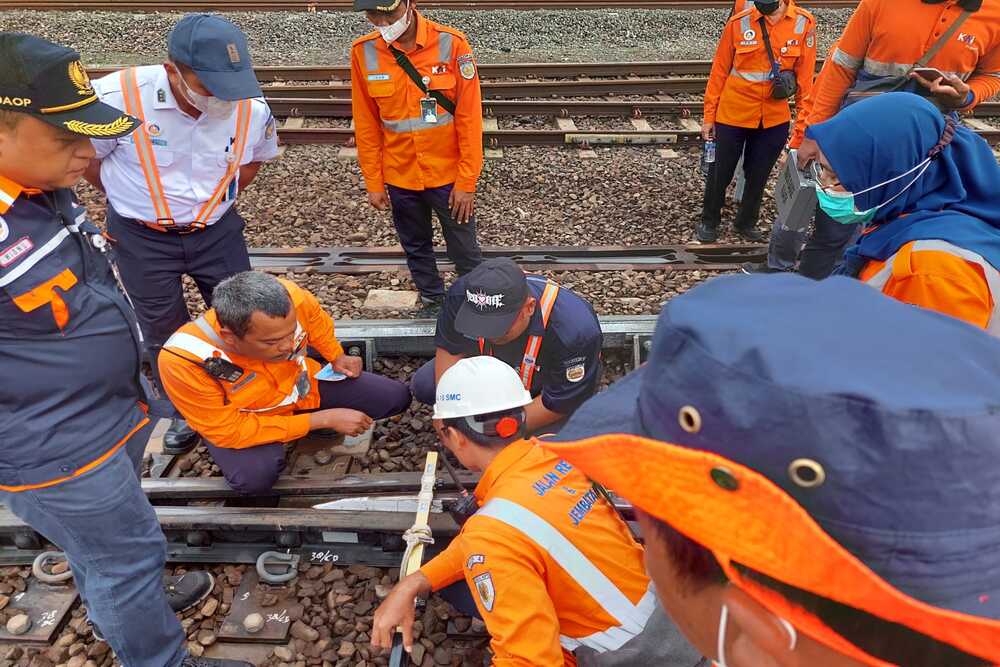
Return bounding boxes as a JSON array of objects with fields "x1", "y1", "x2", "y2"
[{"x1": 813, "y1": 157, "x2": 933, "y2": 226}]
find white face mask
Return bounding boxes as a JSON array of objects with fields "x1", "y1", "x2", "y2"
[
  {"x1": 173, "y1": 66, "x2": 238, "y2": 120},
  {"x1": 378, "y1": 1, "x2": 411, "y2": 44},
  {"x1": 714, "y1": 604, "x2": 797, "y2": 667}
]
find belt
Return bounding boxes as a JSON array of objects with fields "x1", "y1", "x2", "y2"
[{"x1": 137, "y1": 219, "x2": 205, "y2": 235}]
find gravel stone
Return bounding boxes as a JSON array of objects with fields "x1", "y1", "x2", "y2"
[{"x1": 6, "y1": 613, "x2": 30, "y2": 635}]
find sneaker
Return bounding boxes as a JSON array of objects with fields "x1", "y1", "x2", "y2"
[
  {"x1": 695, "y1": 223, "x2": 719, "y2": 244},
  {"x1": 181, "y1": 657, "x2": 253, "y2": 667},
  {"x1": 164, "y1": 571, "x2": 215, "y2": 613},
  {"x1": 739, "y1": 262, "x2": 785, "y2": 274},
  {"x1": 734, "y1": 226, "x2": 766, "y2": 243},
  {"x1": 416, "y1": 295, "x2": 444, "y2": 319},
  {"x1": 162, "y1": 418, "x2": 201, "y2": 456}
]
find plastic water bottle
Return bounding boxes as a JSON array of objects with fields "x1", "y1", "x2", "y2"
[{"x1": 702, "y1": 140, "x2": 716, "y2": 176}]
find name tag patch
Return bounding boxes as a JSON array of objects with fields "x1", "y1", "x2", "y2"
[
  {"x1": 0, "y1": 237, "x2": 33, "y2": 268},
  {"x1": 367, "y1": 73, "x2": 391, "y2": 81}
]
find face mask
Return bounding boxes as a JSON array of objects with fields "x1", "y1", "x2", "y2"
[
  {"x1": 713, "y1": 604, "x2": 798, "y2": 667},
  {"x1": 814, "y1": 157, "x2": 933, "y2": 226},
  {"x1": 378, "y1": 1, "x2": 411, "y2": 44},
  {"x1": 173, "y1": 67, "x2": 238, "y2": 120},
  {"x1": 754, "y1": 0, "x2": 781, "y2": 14}
]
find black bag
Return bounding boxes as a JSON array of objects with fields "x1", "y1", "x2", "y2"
[
  {"x1": 388, "y1": 44, "x2": 457, "y2": 115},
  {"x1": 758, "y1": 16, "x2": 797, "y2": 100}
]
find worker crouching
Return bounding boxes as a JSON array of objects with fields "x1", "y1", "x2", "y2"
[
  {"x1": 372, "y1": 356, "x2": 702, "y2": 666},
  {"x1": 158, "y1": 271, "x2": 412, "y2": 494}
]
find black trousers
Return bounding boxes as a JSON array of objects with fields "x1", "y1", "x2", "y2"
[
  {"x1": 701, "y1": 121, "x2": 789, "y2": 231},
  {"x1": 107, "y1": 205, "x2": 251, "y2": 388}
]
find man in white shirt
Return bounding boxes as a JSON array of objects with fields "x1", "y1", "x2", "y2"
[{"x1": 85, "y1": 14, "x2": 279, "y2": 454}]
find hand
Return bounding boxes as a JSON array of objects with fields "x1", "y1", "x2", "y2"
[
  {"x1": 371, "y1": 573, "x2": 431, "y2": 653},
  {"x1": 448, "y1": 189, "x2": 475, "y2": 224},
  {"x1": 795, "y1": 137, "x2": 820, "y2": 170},
  {"x1": 368, "y1": 190, "x2": 390, "y2": 210},
  {"x1": 332, "y1": 353, "x2": 363, "y2": 378},
  {"x1": 910, "y1": 72, "x2": 971, "y2": 109},
  {"x1": 310, "y1": 408, "x2": 373, "y2": 436},
  {"x1": 701, "y1": 122, "x2": 715, "y2": 141}
]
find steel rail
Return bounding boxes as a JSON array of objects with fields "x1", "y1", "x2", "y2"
[
  {"x1": 248, "y1": 244, "x2": 765, "y2": 273},
  {"x1": 270, "y1": 97, "x2": 706, "y2": 117},
  {"x1": 278, "y1": 126, "x2": 708, "y2": 144},
  {"x1": 1, "y1": 0, "x2": 859, "y2": 11}
]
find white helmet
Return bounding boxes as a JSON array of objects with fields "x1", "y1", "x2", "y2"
[{"x1": 433, "y1": 356, "x2": 532, "y2": 420}]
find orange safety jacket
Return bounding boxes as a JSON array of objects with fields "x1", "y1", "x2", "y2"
[
  {"x1": 420, "y1": 439, "x2": 655, "y2": 666},
  {"x1": 808, "y1": 0, "x2": 1000, "y2": 126},
  {"x1": 350, "y1": 13, "x2": 484, "y2": 194},
  {"x1": 119, "y1": 67, "x2": 253, "y2": 231},
  {"x1": 705, "y1": 1, "x2": 818, "y2": 148},
  {"x1": 158, "y1": 280, "x2": 346, "y2": 449},
  {"x1": 478, "y1": 279, "x2": 560, "y2": 391},
  {"x1": 858, "y1": 239, "x2": 1000, "y2": 335}
]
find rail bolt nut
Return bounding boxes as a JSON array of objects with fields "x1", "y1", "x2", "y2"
[
  {"x1": 6, "y1": 614, "x2": 30, "y2": 636},
  {"x1": 243, "y1": 613, "x2": 265, "y2": 634},
  {"x1": 314, "y1": 449, "x2": 333, "y2": 465}
]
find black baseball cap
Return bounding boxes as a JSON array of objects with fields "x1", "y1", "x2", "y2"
[
  {"x1": 0, "y1": 33, "x2": 139, "y2": 138},
  {"x1": 455, "y1": 258, "x2": 530, "y2": 340},
  {"x1": 167, "y1": 15, "x2": 262, "y2": 101},
  {"x1": 353, "y1": 0, "x2": 403, "y2": 11}
]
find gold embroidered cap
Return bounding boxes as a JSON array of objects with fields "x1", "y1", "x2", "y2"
[{"x1": 0, "y1": 32, "x2": 139, "y2": 138}]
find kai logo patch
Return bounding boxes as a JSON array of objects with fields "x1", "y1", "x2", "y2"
[
  {"x1": 473, "y1": 572, "x2": 495, "y2": 612},
  {"x1": 68, "y1": 60, "x2": 95, "y2": 97},
  {"x1": 958, "y1": 32, "x2": 977, "y2": 47},
  {"x1": 465, "y1": 554, "x2": 486, "y2": 570}
]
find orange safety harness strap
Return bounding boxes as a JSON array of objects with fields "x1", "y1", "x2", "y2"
[
  {"x1": 120, "y1": 69, "x2": 253, "y2": 230},
  {"x1": 478, "y1": 280, "x2": 560, "y2": 390}
]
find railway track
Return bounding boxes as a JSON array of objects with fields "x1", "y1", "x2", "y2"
[{"x1": 1, "y1": 0, "x2": 859, "y2": 11}]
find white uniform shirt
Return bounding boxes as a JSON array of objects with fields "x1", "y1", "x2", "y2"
[{"x1": 92, "y1": 65, "x2": 280, "y2": 226}]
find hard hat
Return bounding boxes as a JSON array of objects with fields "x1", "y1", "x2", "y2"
[{"x1": 433, "y1": 356, "x2": 532, "y2": 420}]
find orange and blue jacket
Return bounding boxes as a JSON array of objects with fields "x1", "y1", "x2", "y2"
[
  {"x1": 158, "y1": 280, "x2": 346, "y2": 449},
  {"x1": 351, "y1": 13, "x2": 484, "y2": 194},
  {"x1": 705, "y1": 1, "x2": 818, "y2": 147},
  {"x1": 859, "y1": 239, "x2": 1000, "y2": 335},
  {"x1": 808, "y1": 0, "x2": 1000, "y2": 125},
  {"x1": 420, "y1": 438, "x2": 655, "y2": 665},
  {"x1": 0, "y1": 174, "x2": 149, "y2": 492}
]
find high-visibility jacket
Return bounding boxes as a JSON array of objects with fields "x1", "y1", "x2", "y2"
[
  {"x1": 859, "y1": 239, "x2": 1000, "y2": 335},
  {"x1": 420, "y1": 439, "x2": 655, "y2": 665},
  {"x1": 350, "y1": 13, "x2": 484, "y2": 194},
  {"x1": 0, "y1": 174, "x2": 149, "y2": 491},
  {"x1": 158, "y1": 280, "x2": 345, "y2": 449},
  {"x1": 704, "y1": 1, "x2": 818, "y2": 148},
  {"x1": 808, "y1": 0, "x2": 1000, "y2": 126}
]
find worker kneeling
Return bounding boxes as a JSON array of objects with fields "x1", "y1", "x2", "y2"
[
  {"x1": 372, "y1": 356, "x2": 701, "y2": 666},
  {"x1": 159, "y1": 271, "x2": 412, "y2": 494}
]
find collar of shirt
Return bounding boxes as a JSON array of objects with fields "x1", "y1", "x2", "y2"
[
  {"x1": 0, "y1": 174, "x2": 44, "y2": 213},
  {"x1": 391, "y1": 11, "x2": 430, "y2": 54},
  {"x1": 473, "y1": 438, "x2": 536, "y2": 503}
]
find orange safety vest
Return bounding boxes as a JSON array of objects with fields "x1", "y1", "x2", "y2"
[
  {"x1": 478, "y1": 280, "x2": 560, "y2": 391},
  {"x1": 119, "y1": 67, "x2": 253, "y2": 230}
]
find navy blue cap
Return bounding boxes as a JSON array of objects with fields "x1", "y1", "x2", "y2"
[
  {"x1": 556, "y1": 273, "x2": 1000, "y2": 619},
  {"x1": 455, "y1": 258, "x2": 530, "y2": 340},
  {"x1": 167, "y1": 15, "x2": 261, "y2": 101}
]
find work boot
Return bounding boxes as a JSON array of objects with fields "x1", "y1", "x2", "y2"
[
  {"x1": 734, "y1": 226, "x2": 766, "y2": 243},
  {"x1": 695, "y1": 222, "x2": 718, "y2": 244},
  {"x1": 739, "y1": 262, "x2": 785, "y2": 274},
  {"x1": 162, "y1": 418, "x2": 200, "y2": 455},
  {"x1": 164, "y1": 571, "x2": 215, "y2": 613},
  {"x1": 181, "y1": 657, "x2": 253, "y2": 667},
  {"x1": 416, "y1": 295, "x2": 444, "y2": 319}
]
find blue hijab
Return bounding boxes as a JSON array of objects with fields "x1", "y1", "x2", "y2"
[{"x1": 806, "y1": 92, "x2": 1000, "y2": 272}]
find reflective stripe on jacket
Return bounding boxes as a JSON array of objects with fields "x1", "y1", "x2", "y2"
[
  {"x1": 704, "y1": 1, "x2": 817, "y2": 147},
  {"x1": 350, "y1": 13, "x2": 484, "y2": 193},
  {"x1": 420, "y1": 439, "x2": 653, "y2": 665},
  {"x1": 859, "y1": 239, "x2": 1000, "y2": 336},
  {"x1": 158, "y1": 279, "x2": 346, "y2": 449}
]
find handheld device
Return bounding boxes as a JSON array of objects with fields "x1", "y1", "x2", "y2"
[{"x1": 912, "y1": 67, "x2": 948, "y2": 81}]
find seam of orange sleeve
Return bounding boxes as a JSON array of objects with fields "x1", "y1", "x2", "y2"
[
  {"x1": 285, "y1": 413, "x2": 313, "y2": 443},
  {"x1": 420, "y1": 556, "x2": 464, "y2": 591}
]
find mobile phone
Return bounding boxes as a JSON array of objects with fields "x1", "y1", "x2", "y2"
[{"x1": 912, "y1": 67, "x2": 948, "y2": 81}]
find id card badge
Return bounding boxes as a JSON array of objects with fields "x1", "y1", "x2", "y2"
[{"x1": 420, "y1": 96, "x2": 438, "y2": 124}]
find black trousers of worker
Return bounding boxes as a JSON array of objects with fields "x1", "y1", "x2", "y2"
[
  {"x1": 107, "y1": 205, "x2": 251, "y2": 389},
  {"x1": 387, "y1": 183, "x2": 483, "y2": 300},
  {"x1": 701, "y1": 121, "x2": 789, "y2": 232}
]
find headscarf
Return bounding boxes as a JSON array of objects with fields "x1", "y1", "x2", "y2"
[{"x1": 806, "y1": 92, "x2": 1000, "y2": 271}]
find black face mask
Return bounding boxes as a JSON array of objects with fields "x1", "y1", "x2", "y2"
[
  {"x1": 922, "y1": 0, "x2": 981, "y2": 11},
  {"x1": 754, "y1": 0, "x2": 780, "y2": 14}
]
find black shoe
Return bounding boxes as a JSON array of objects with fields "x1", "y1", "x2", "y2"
[
  {"x1": 164, "y1": 571, "x2": 214, "y2": 613},
  {"x1": 181, "y1": 657, "x2": 253, "y2": 667},
  {"x1": 734, "y1": 226, "x2": 766, "y2": 243},
  {"x1": 739, "y1": 262, "x2": 784, "y2": 274},
  {"x1": 416, "y1": 295, "x2": 444, "y2": 318},
  {"x1": 162, "y1": 418, "x2": 201, "y2": 455},
  {"x1": 695, "y1": 223, "x2": 719, "y2": 244}
]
